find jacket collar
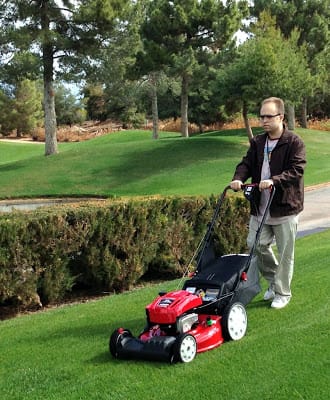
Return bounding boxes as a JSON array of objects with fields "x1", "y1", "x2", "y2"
[{"x1": 263, "y1": 124, "x2": 290, "y2": 145}]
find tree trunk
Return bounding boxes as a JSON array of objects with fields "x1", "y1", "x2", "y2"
[
  {"x1": 287, "y1": 103, "x2": 295, "y2": 130},
  {"x1": 41, "y1": 2, "x2": 58, "y2": 156},
  {"x1": 43, "y1": 78, "x2": 58, "y2": 155},
  {"x1": 242, "y1": 101, "x2": 253, "y2": 141},
  {"x1": 150, "y1": 82, "x2": 159, "y2": 140},
  {"x1": 181, "y1": 74, "x2": 189, "y2": 138},
  {"x1": 300, "y1": 97, "x2": 308, "y2": 128}
]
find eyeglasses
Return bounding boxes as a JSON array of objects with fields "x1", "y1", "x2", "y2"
[{"x1": 259, "y1": 113, "x2": 281, "y2": 120}]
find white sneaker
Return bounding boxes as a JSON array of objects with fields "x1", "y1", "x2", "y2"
[
  {"x1": 263, "y1": 288, "x2": 275, "y2": 301},
  {"x1": 271, "y1": 295, "x2": 291, "y2": 309}
]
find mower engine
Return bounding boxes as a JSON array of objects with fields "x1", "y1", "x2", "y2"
[
  {"x1": 146, "y1": 290, "x2": 202, "y2": 327},
  {"x1": 176, "y1": 313, "x2": 199, "y2": 334}
]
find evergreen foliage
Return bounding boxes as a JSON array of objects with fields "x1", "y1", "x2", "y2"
[
  {"x1": 14, "y1": 79, "x2": 44, "y2": 136},
  {"x1": 139, "y1": 0, "x2": 248, "y2": 137},
  {"x1": 216, "y1": 12, "x2": 312, "y2": 137},
  {"x1": 0, "y1": 79, "x2": 43, "y2": 136},
  {"x1": 0, "y1": 0, "x2": 129, "y2": 154},
  {"x1": 0, "y1": 195, "x2": 249, "y2": 309},
  {"x1": 251, "y1": 0, "x2": 330, "y2": 125}
]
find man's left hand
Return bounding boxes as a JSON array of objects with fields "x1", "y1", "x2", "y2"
[{"x1": 259, "y1": 179, "x2": 273, "y2": 190}]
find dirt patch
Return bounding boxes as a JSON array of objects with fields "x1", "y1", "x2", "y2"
[
  {"x1": 0, "y1": 117, "x2": 328, "y2": 144},
  {"x1": 0, "y1": 120, "x2": 124, "y2": 143},
  {"x1": 305, "y1": 182, "x2": 330, "y2": 191}
]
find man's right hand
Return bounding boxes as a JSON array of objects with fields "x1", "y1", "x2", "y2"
[{"x1": 230, "y1": 180, "x2": 243, "y2": 191}]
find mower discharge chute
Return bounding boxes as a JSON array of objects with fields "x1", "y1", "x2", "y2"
[{"x1": 110, "y1": 184, "x2": 275, "y2": 363}]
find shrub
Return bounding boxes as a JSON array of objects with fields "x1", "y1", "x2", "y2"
[{"x1": 0, "y1": 194, "x2": 249, "y2": 310}]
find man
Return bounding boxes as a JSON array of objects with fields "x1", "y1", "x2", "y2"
[{"x1": 230, "y1": 97, "x2": 306, "y2": 309}]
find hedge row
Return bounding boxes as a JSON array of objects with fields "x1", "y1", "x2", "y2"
[{"x1": 0, "y1": 195, "x2": 249, "y2": 310}]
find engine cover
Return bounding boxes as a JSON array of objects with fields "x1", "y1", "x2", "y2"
[{"x1": 146, "y1": 290, "x2": 203, "y2": 325}]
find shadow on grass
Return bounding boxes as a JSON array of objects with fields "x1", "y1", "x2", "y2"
[
  {"x1": 90, "y1": 351, "x2": 112, "y2": 364},
  {"x1": 0, "y1": 163, "x2": 25, "y2": 172},
  {"x1": 247, "y1": 299, "x2": 271, "y2": 310},
  {"x1": 0, "y1": 131, "x2": 251, "y2": 198},
  {"x1": 90, "y1": 350, "x2": 173, "y2": 366},
  {"x1": 96, "y1": 135, "x2": 245, "y2": 190}
]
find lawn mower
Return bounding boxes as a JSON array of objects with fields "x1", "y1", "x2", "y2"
[{"x1": 109, "y1": 184, "x2": 275, "y2": 363}]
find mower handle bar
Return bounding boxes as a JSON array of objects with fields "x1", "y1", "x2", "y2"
[
  {"x1": 193, "y1": 183, "x2": 275, "y2": 273},
  {"x1": 225, "y1": 182, "x2": 274, "y2": 191}
]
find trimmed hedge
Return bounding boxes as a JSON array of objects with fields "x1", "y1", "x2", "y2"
[{"x1": 0, "y1": 194, "x2": 249, "y2": 309}]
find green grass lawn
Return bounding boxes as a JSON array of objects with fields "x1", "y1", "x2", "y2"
[
  {"x1": 0, "y1": 127, "x2": 329, "y2": 399},
  {"x1": 0, "y1": 127, "x2": 329, "y2": 199},
  {"x1": 0, "y1": 229, "x2": 329, "y2": 400},
  {"x1": 0, "y1": 141, "x2": 44, "y2": 165}
]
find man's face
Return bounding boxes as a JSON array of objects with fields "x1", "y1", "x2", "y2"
[{"x1": 259, "y1": 102, "x2": 284, "y2": 134}]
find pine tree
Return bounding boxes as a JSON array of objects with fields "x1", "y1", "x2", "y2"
[
  {"x1": 0, "y1": 0, "x2": 128, "y2": 155},
  {"x1": 14, "y1": 79, "x2": 43, "y2": 137}
]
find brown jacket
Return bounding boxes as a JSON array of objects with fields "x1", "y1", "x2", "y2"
[{"x1": 233, "y1": 127, "x2": 306, "y2": 218}]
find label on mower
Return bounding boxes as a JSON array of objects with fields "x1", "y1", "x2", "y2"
[{"x1": 158, "y1": 298, "x2": 174, "y2": 307}]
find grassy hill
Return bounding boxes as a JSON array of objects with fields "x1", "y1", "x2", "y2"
[{"x1": 0, "y1": 127, "x2": 329, "y2": 199}]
